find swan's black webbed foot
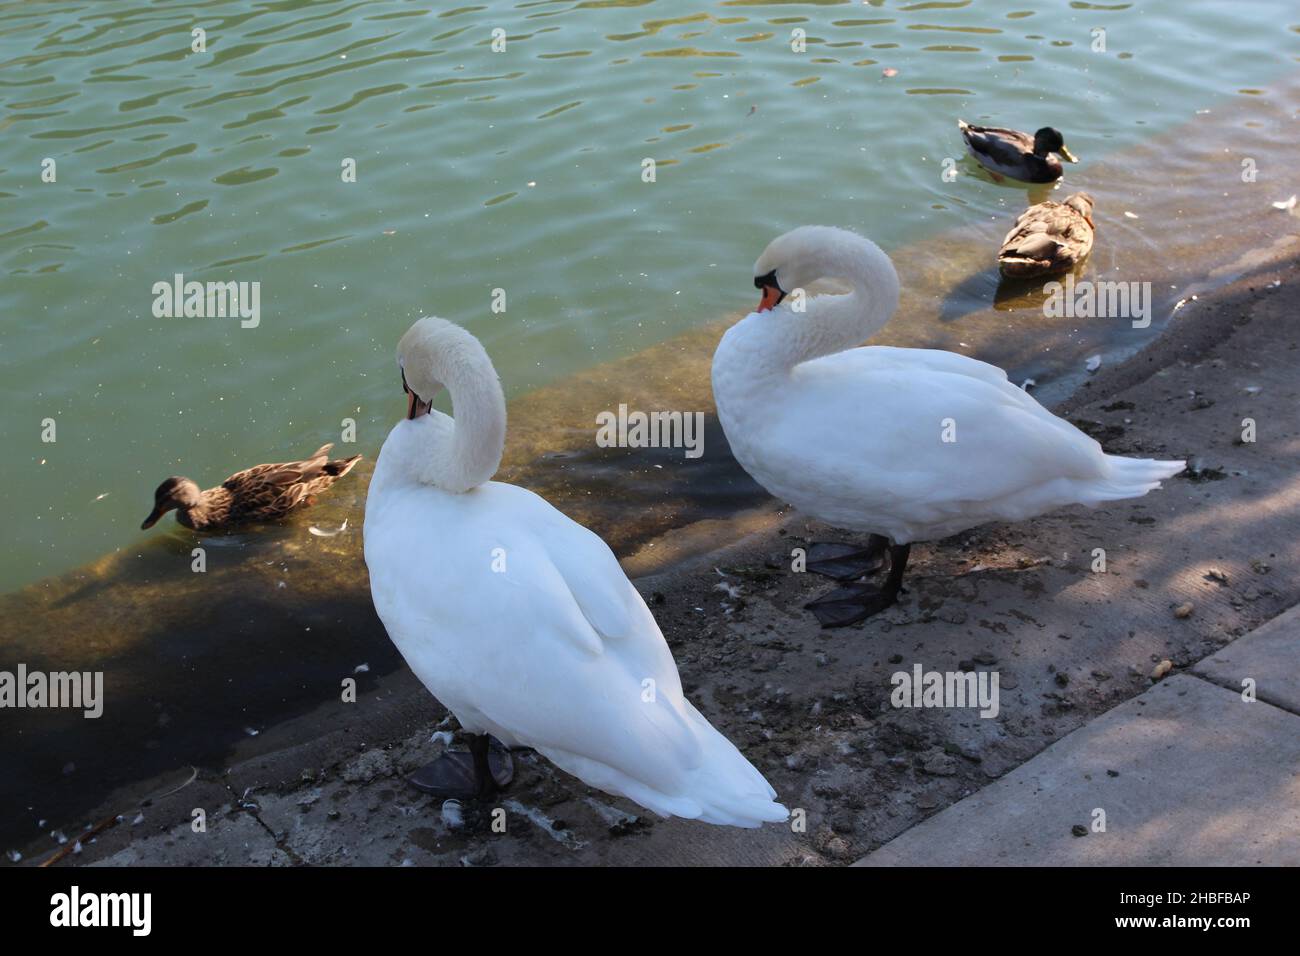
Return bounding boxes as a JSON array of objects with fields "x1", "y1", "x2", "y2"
[
  {"x1": 805, "y1": 583, "x2": 900, "y2": 628},
  {"x1": 804, "y1": 543, "x2": 911, "y2": 629},
  {"x1": 805, "y1": 535, "x2": 889, "y2": 581},
  {"x1": 407, "y1": 734, "x2": 514, "y2": 799}
]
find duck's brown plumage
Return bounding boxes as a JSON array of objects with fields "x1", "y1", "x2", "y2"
[
  {"x1": 998, "y1": 192, "x2": 1096, "y2": 278},
  {"x1": 142, "y1": 443, "x2": 362, "y2": 531}
]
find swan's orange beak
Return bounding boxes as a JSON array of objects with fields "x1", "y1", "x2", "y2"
[
  {"x1": 757, "y1": 285, "x2": 784, "y2": 313},
  {"x1": 401, "y1": 367, "x2": 432, "y2": 420}
]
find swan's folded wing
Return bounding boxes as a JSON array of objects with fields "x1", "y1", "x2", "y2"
[
  {"x1": 777, "y1": 362, "x2": 1106, "y2": 506},
  {"x1": 812, "y1": 345, "x2": 1013, "y2": 389},
  {"x1": 494, "y1": 531, "x2": 702, "y2": 776},
  {"x1": 533, "y1": 499, "x2": 665, "y2": 648}
]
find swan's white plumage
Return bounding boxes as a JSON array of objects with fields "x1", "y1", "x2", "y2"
[
  {"x1": 713, "y1": 226, "x2": 1184, "y2": 544},
  {"x1": 365, "y1": 318, "x2": 786, "y2": 828}
]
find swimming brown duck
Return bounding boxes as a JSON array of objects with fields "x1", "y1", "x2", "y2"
[
  {"x1": 958, "y1": 120, "x2": 1078, "y2": 184},
  {"x1": 141, "y1": 443, "x2": 362, "y2": 531},
  {"x1": 998, "y1": 192, "x2": 1096, "y2": 278}
]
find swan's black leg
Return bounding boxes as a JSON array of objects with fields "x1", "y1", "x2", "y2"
[
  {"x1": 805, "y1": 534, "x2": 890, "y2": 581},
  {"x1": 882, "y1": 543, "x2": 910, "y2": 598},
  {"x1": 407, "y1": 734, "x2": 514, "y2": 799},
  {"x1": 470, "y1": 733, "x2": 505, "y2": 800},
  {"x1": 805, "y1": 543, "x2": 911, "y2": 629}
]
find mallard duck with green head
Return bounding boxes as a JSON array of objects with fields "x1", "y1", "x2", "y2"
[
  {"x1": 958, "y1": 120, "x2": 1079, "y2": 184},
  {"x1": 141, "y1": 442, "x2": 362, "y2": 531}
]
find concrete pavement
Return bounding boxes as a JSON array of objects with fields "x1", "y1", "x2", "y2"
[{"x1": 855, "y1": 610, "x2": 1300, "y2": 866}]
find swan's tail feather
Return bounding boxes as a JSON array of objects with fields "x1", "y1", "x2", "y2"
[
  {"x1": 1086, "y1": 455, "x2": 1185, "y2": 502},
  {"x1": 539, "y1": 709, "x2": 788, "y2": 829},
  {"x1": 674, "y1": 707, "x2": 788, "y2": 828}
]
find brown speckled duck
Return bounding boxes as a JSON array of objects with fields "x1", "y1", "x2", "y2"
[
  {"x1": 998, "y1": 192, "x2": 1096, "y2": 278},
  {"x1": 141, "y1": 443, "x2": 362, "y2": 531}
]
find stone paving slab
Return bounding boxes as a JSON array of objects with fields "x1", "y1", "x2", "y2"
[
  {"x1": 1193, "y1": 603, "x2": 1300, "y2": 714},
  {"x1": 855, "y1": 674, "x2": 1300, "y2": 866}
]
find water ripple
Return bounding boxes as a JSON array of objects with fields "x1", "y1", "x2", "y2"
[{"x1": 2, "y1": 0, "x2": 1297, "y2": 598}]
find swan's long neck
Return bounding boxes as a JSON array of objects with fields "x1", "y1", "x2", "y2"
[
  {"x1": 722, "y1": 235, "x2": 900, "y2": 380},
  {"x1": 426, "y1": 365, "x2": 506, "y2": 492},
  {"x1": 378, "y1": 353, "x2": 506, "y2": 496}
]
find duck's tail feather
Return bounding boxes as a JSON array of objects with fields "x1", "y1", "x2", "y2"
[
  {"x1": 999, "y1": 256, "x2": 1054, "y2": 279},
  {"x1": 324, "y1": 453, "x2": 363, "y2": 478},
  {"x1": 306, "y1": 442, "x2": 334, "y2": 461}
]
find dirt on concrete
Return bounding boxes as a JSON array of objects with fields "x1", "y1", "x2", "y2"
[{"x1": 14, "y1": 234, "x2": 1300, "y2": 869}]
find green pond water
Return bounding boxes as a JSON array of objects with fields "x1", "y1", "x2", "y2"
[{"x1": 1, "y1": 0, "x2": 1297, "y2": 594}]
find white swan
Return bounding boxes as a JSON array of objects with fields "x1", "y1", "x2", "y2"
[
  {"x1": 364, "y1": 317, "x2": 787, "y2": 828},
  {"x1": 712, "y1": 226, "x2": 1185, "y2": 628}
]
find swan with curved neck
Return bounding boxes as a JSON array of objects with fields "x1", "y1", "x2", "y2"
[
  {"x1": 713, "y1": 226, "x2": 1184, "y2": 628},
  {"x1": 365, "y1": 317, "x2": 787, "y2": 827},
  {"x1": 386, "y1": 317, "x2": 507, "y2": 493}
]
